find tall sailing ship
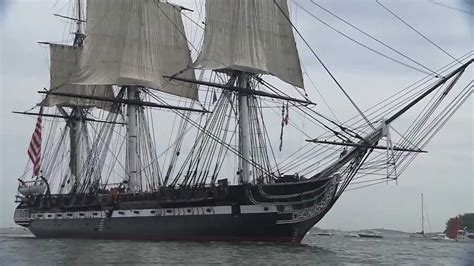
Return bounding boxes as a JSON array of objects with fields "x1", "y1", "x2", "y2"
[{"x1": 13, "y1": 0, "x2": 472, "y2": 243}]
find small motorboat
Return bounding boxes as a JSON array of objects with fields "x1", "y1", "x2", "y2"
[
  {"x1": 431, "y1": 233, "x2": 454, "y2": 242},
  {"x1": 344, "y1": 232, "x2": 359, "y2": 238},
  {"x1": 316, "y1": 231, "x2": 333, "y2": 236},
  {"x1": 358, "y1": 230, "x2": 383, "y2": 238},
  {"x1": 455, "y1": 228, "x2": 474, "y2": 243}
]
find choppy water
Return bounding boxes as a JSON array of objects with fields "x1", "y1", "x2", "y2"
[{"x1": 0, "y1": 228, "x2": 473, "y2": 265}]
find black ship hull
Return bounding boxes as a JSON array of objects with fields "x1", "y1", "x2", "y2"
[
  {"x1": 14, "y1": 175, "x2": 339, "y2": 243},
  {"x1": 25, "y1": 212, "x2": 324, "y2": 243}
]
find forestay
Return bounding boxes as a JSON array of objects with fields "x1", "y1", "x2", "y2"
[
  {"x1": 194, "y1": 0, "x2": 304, "y2": 89},
  {"x1": 40, "y1": 44, "x2": 114, "y2": 111},
  {"x1": 68, "y1": 0, "x2": 198, "y2": 100}
]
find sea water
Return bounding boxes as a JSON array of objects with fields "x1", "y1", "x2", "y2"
[{"x1": 0, "y1": 228, "x2": 472, "y2": 265}]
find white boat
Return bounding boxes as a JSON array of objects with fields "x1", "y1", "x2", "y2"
[
  {"x1": 316, "y1": 231, "x2": 333, "y2": 236},
  {"x1": 344, "y1": 232, "x2": 359, "y2": 238},
  {"x1": 456, "y1": 228, "x2": 474, "y2": 243},
  {"x1": 431, "y1": 233, "x2": 454, "y2": 242},
  {"x1": 358, "y1": 230, "x2": 383, "y2": 238},
  {"x1": 442, "y1": 217, "x2": 473, "y2": 243},
  {"x1": 409, "y1": 232, "x2": 427, "y2": 238},
  {"x1": 17, "y1": 180, "x2": 47, "y2": 196}
]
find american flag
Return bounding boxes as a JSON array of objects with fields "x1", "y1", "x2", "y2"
[{"x1": 28, "y1": 109, "x2": 43, "y2": 176}]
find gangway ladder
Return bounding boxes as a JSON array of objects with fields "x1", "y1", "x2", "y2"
[{"x1": 98, "y1": 209, "x2": 111, "y2": 232}]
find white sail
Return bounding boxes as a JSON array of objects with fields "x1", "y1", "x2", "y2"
[
  {"x1": 194, "y1": 0, "x2": 304, "y2": 88},
  {"x1": 67, "y1": 0, "x2": 198, "y2": 100},
  {"x1": 40, "y1": 44, "x2": 114, "y2": 111}
]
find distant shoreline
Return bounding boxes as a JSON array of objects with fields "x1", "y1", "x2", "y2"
[{"x1": 312, "y1": 227, "x2": 444, "y2": 235}]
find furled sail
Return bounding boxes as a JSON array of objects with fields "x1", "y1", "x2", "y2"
[
  {"x1": 194, "y1": 0, "x2": 304, "y2": 88},
  {"x1": 40, "y1": 44, "x2": 114, "y2": 111},
  {"x1": 67, "y1": 0, "x2": 198, "y2": 100}
]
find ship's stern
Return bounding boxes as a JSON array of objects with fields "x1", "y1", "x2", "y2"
[{"x1": 14, "y1": 206, "x2": 31, "y2": 227}]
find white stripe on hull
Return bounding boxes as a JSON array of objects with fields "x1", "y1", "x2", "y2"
[{"x1": 17, "y1": 205, "x2": 278, "y2": 222}]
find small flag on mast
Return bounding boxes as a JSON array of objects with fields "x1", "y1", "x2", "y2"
[
  {"x1": 28, "y1": 108, "x2": 43, "y2": 176},
  {"x1": 279, "y1": 102, "x2": 289, "y2": 151}
]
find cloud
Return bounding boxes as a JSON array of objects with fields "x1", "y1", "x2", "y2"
[{"x1": 0, "y1": 0, "x2": 9, "y2": 21}]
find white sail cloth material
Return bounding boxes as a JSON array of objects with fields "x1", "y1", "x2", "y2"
[
  {"x1": 68, "y1": 0, "x2": 198, "y2": 100},
  {"x1": 194, "y1": 0, "x2": 304, "y2": 89},
  {"x1": 40, "y1": 44, "x2": 114, "y2": 111}
]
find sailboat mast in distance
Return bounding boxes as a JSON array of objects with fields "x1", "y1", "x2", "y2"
[{"x1": 421, "y1": 193, "x2": 424, "y2": 234}]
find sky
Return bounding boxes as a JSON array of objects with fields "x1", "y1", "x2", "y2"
[{"x1": 0, "y1": 0, "x2": 473, "y2": 233}]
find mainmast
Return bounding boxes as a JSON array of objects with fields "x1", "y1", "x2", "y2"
[
  {"x1": 193, "y1": 0, "x2": 305, "y2": 184},
  {"x1": 126, "y1": 86, "x2": 140, "y2": 192},
  {"x1": 237, "y1": 73, "x2": 252, "y2": 183}
]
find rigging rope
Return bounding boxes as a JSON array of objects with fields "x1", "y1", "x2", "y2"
[
  {"x1": 309, "y1": 0, "x2": 443, "y2": 78},
  {"x1": 273, "y1": 0, "x2": 375, "y2": 130},
  {"x1": 293, "y1": 1, "x2": 439, "y2": 77},
  {"x1": 272, "y1": 52, "x2": 472, "y2": 182},
  {"x1": 376, "y1": 0, "x2": 463, "y2": 65}
]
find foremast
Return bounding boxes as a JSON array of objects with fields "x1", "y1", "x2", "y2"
[
  {"x1": 64, "y1": 0, "x2": 199, "y2": 193},
  {"x1": 38, "y1": 0, "x2": 110, "y2": 190},
  {"x1": 69, "y1": 0, "x2": 85, "y2": 186}
]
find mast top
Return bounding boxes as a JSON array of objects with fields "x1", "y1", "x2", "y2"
[
  {"x1": 73, "y1": 0, "x2": 84, "y2": 47},
  {"x1": 66, "y1": 0, "x2": 198, "y2": 101},
  {"x1": 40, "y1": 44, "x2": 115, "y2": 111},
  {"x1": 193, "y1": 0, "x2": 304, "y2": 89}
]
